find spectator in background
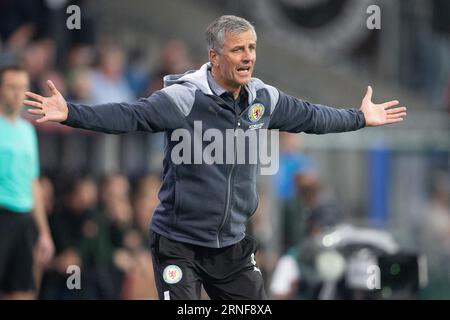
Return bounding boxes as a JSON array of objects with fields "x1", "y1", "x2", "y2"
[
  {"x1": 419, "y1": 172, "x2": 450, "y2": 299},
  {"x1": 66, "y1": 44, "x2": 95, "y2": 72},
  {"x1": 0, "y1": 0, "x2": 39, "y2": 64},
  {"x1": 270, "y1": 171, "x2": 342, "y2": 299},
  {"x1": 67, "y1": 68, "x2": 93, "y2": 104},
  {"x1": 119, "y1": 175, "x2": 162, "y2": 300},
  {"x1": 275, "y1": 132, "x2": 313, "y2": 202},
  {"x1": 132, "y1": 175, "x2": 161, "y2": 240},
  {"x1": 0, "y1": 65, "x2": 54, "y2": 299},
  {"x1": 282, "y1": 170, "x2": 343, "y2": 251},
  {"x1": 62, "y1": 68, "x2": 97, "y2": 175},
  {"x1": 40, "y1": 176, "x2": 120, "y2": 299},
  {"x1": 97, "y1": 173, "x2": 144, "y2": 298},
  {"x1": 125, "y1": 47, "x2": 151, "y2": 98},
  {"x1": 281, "y1": 168, "x2": 312, "y2": 251},
  {"x1": 91, "y1": 44, "x2": 134, "y2": 104},
  {"x1": 19, "y1": 39, "x2": 56, "y2": 92},
  {"x1": 90, "y1": 44, "x2": 141, "y2": 176},
  {"x1": 99, "y1": 174, "x2": 134, "y2": 246},
  {"x1": 145, "y1": 39, "x2": 193, "y2": 96},
  {"x1": 143, "y1": 39, "x2": 195, "y2": 173}
]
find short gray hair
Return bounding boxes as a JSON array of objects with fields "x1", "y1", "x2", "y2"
[{"x1": 206, "y1": 15, "x2": 257, "y2": 53}]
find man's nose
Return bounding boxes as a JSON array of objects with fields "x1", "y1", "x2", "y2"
[{"x1": 242, "y1": 50, "x2": 254, "y2": 63}]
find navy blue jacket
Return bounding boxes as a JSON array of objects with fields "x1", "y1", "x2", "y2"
[{"x1": 63, "y1": 63, "x2": 365, "y2": 248}]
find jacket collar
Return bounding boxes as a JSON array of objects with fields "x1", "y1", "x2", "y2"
[{"x1": 163, "y1": 62, "x2": 257, "y2": 105}]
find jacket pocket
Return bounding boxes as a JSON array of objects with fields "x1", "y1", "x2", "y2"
[{"x1": 248, "y1": 192, "x2": 259, "y2": 218}]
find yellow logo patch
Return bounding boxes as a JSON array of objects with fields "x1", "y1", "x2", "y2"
[{"x1": 248, "y1": 103, "x2": 265, "y2": 123}]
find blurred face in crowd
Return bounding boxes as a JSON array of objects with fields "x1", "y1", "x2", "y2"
[
  {"x1": 100, "y1": 174, "x2": 129, "y2": 204},
  {"x1": 0, "y1": 70, "x2": 29, "y2": 118},
  {"x1": 68, "y1": 179, "x2": 98, "y2": 213},
  {"x1": 161, "y1": 39, "x2": 192, "y2": 74},
  {"x1": 99, "y1": 49, "x2": 125, "y2": 80},
  {"x1": 295, "y1": 171, "x2": 321, "y2": 205},
  {"x1": 69, "y1": 69, "x2": 92, "y2": 101},
  {"x1": 209, "y1": 30, "x2": 256, "y2": 98}
]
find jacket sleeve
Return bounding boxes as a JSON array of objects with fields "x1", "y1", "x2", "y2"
[
  {"x1": 268, "y1": 89, "x2": 366, "y2": 134},
  {"x1": 62, "y1": 90, "x2": 185, "y2": 134}
]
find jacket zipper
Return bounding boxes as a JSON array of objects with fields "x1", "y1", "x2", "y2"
[{"x1": 216, "y1": 101, "x2": 241, "y2": 248}]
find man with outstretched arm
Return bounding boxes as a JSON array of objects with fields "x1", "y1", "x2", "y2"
[{"x1": 24, "y1": 15, "x2": 406, "y2": 300}]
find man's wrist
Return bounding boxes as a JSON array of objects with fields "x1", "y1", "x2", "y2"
[
  {"x1": 61, "y1": 102, "x2": 72, "y2": 125},
  {"x1": 357, "y1": 109, "x2": 367, "y2": 128}
]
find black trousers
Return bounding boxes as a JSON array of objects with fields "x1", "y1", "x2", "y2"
[{"x1": 149, "y1": 230, "x2": 266, "y2": 300}]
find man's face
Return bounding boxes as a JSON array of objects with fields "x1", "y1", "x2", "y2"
[
  {"x1": 210, "y1": 30, "x2": 256, "y2": 93},
  {"x1": 0, "y1": 70, "x2": 30, "y2": 115}
]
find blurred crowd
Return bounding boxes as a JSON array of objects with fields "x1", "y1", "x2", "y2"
[
  {"x1": 37, "y1": 173, "x2": 160, "y2": 299},
  {"x1": 0, "y1": 0, "x2": 197, "y2": 299}
]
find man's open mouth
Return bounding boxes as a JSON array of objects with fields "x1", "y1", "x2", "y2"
[{"x1": 237, "y1": 66, "x2": 251, "y2": 75}]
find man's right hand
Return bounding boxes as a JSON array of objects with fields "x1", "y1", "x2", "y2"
[{"x1": 24, "y1": 80, "x2": 68, "y2": 123}]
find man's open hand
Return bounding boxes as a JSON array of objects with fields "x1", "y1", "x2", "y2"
[
  {"x1": 360, "y1": 86, "x2": 407, "y2": 127},
  {"x1": 24, "y1": 80, "x2": 68, "y2": 123}
]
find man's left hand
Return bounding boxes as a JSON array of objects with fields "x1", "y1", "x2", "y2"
[{"x1": 360, "y1": 86, "x2": 407, "y2": 127}]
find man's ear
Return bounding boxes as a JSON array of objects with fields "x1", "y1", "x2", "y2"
[{"x1": 208, "y1": 49, "x2": 218, "y2": 67}]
